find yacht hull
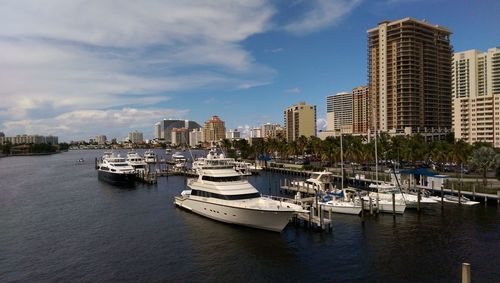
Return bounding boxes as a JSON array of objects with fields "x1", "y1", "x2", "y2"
[
  {"x1": 98, "y1": 170, "x2": 135, "y2": 187},
  {"x1": 320, "y1": 203, "x2": 362, "y2": 215},
  {"x1": 361, "y1": 198, "x2": 406, "y2": 214},
  {"x1": 175, "y1": 197, "x2": 296, "y2": 232}
]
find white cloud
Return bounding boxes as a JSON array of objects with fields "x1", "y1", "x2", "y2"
[
  {"x1": 286, "y1": 87, "x2": 302, "y2": 94},
  {"x1": 284, "y1": 0, "x2": 362, "y2": 35},
  {"x1": 3, "y1": 108, "x2": 189, "y2": 141},
  {"x1": 0, "y1": 1, "x2": 276, "y2": 136},
  {"x1": 317, "y1": 118, "x2": 327, "y2": 132}
]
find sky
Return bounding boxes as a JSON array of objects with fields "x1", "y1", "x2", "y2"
[{"x1": 1, "y1": 0, "x2": 499, "y2": 141}]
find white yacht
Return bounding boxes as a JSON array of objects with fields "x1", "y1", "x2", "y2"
[
  {"x1": 368, "y1": 183, "x2": 438, "y2": 209},
  {"x1": 430, "y1": 194, "x2": 480, "y2": 206},
  {"x1": 172, "y1": 152, "x2": 187, "y2": 169},
  {"x1": 144, "y1": 150, "x2": 157, "y2": 163},
  {"x1": 362, "y1": 183, "x2": 406, "y2": 214},
  {"x1": 174, "y1": 150, "x2": 305, "y2": 232},
  {"x1": 165, "y1": 148, "x2": 172, "y2": 155},
  {"x1": 233, "y1": 161, "x2": 253, "y2": 176},
  {"x1": 303, "y1": 172, "x2": 362, "y2": 215},
  {"x1": 97, "y1": 153, "x2": 135, "y2": 186},
  {"x1": 126, "y1": 151, "x2": 148, "y2": 172}
]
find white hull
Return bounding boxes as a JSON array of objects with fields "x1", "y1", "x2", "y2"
[
  {"x1": 370, "y1": 192, "x2": 437, "y2": 209},
  {"x1": 319, "y1": 202, "x2": 362, "y2": 215},
  {"x1": 174, "y1": 197, "x2": 296, "y2": 232},
  {"x1": 361, "y1": 197, "x2": 406, "y2": 214},
  {"x1": 430, "y1": 196, "x2": 480, "y2": 206}
]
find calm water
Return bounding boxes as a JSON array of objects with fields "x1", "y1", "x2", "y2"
[{"x1": 0, "y1": 150, "x2": 499, "y2": 282}]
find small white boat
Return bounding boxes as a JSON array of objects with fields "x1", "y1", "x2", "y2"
[
  {"x1": 165, "y1": 148, "x2": 172, "y2": 154},
  {"x1": 144, "y1": 150, "x2": 157, "y2": 163},
  {"x1": 320, "y1": 198, "x2": 362, "y2": 215},
  {"x1": 430, "y1": 195, "x2": 480, "y2": 206},
  {"x1": 362, "y1": 184, "x2": 407, "y2": 214}
]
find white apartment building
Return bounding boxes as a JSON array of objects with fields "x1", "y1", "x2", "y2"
[
  {"x1": 326, "y1": 92, "x2": 353, "y2": 132},
  {"x1": 226, "y1": 129, "x2": 241, "y2": 140},
  {"x1": 128, "y1": 131, "x2": 144, "y2": 144},
  {"x1": 189, "y1": 128, "x2": 204, "y2": 148},
  {"x1": 452, "y1": 47, "x2": 500, "y2": 147}
]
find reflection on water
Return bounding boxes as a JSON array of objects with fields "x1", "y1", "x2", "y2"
[{"x1": 0, "y1": 150, "x2": 498, "y2": 282}]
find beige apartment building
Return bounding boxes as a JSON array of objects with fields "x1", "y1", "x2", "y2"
[
  {"x1": 203, "y1": 115, "x2": 226, "y2": 142},
  {"x1": 452, "y1": 48, "x2": 500, "y2": 147},
  {"x1": 284, "y1": 102, "x2": 317, "y2": 142},
  {"x1": 352, "y1": 86, "x2": 370, "y2": 134},
  {"x1": 368, "y1": 18, "x2": 453, "y2": 138}
]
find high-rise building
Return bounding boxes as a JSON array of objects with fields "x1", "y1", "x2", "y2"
[
  {"x1": 452, "y1": 48, "x2": 500, "y2": 146},
  {"x1": 203, "y1": 116, "x2": 226, "y2": 143},
  {"x1": 250, "y1": 127, "x2": 262, "y2": 138},
  {"x1": 154, "y1": 122, "x2": 161, "y2": 140},
  {"x1": 159, "y1": 119, "x2": 201, "y2": 143},
  {"x1": 261, "y1": 123, "x2": 284, "y2": 139},
  {"x1": 95, "y1": 135, "x2": 107, "y2": 145},
  {"x1": 368, "y1": 18, "x2": 453, "y2": 136},
  {"x1": 189, "y1": 128, "x2": 205, "y2": 148},
  {"x1": 171, "y1": 128, "x2": 189, "y2": 146},
  {"x1": 326, "y1": 92, "x2": 353, "y2": 132},
  {"x1": 284, "y1": 102, "x2": 317, "y2": 142},
  {"x1": 226, "y1": 129, "x2": 241, "y2": 140},
  {"x1": 128, "y1": 131, "x2": 144, "y2": 144},
  {"x1": 352, "y1": 86, "x2": 370, "y2": 134}
]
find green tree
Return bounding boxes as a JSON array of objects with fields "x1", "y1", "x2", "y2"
[{"x1": 468, "y1": 146, "x2": 500, "y2": 186}]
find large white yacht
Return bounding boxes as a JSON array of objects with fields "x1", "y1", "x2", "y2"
[
  {"x1": 126, "y1": 151, "x2": 148, "y2": 172},
  {"x1": 175, "y1": 150, "x2": 305, "y2": 232},
  {"x1": 97, "y1": 153, "x2": 136, "y2": 186}
]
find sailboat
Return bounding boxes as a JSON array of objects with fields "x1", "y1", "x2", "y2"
[
  {"x1": 361, "y1": 127, "x2": 406, "y2": 214},
  {"x1": 317, "y1": 123, "x2": 362, "y2": 215}
]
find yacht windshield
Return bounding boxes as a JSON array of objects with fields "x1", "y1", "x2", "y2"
[
  {"x1": 191, "y1": 189, "x2": 260, "y2": 200},
  {"x1": 202, "y1": 175, "x2": 243, "y2": 182}
]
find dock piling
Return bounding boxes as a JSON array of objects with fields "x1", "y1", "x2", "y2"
[
  {"x1": 417, "y1": 189, "x2": 421, "y2": 212},
  {"x1": 461, "y1": 263, "x2": 470, "y2": 283},
  {"x1": 369, "y1": 197, "x2": 373, "y2": 215},
  {"x1": 392, "y1": 193, "x2": 396, "y2": 215}
]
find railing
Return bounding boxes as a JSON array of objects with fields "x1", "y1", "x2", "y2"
[{"x1": 261, "y1": 194, "x2": 303, "y2": 205}]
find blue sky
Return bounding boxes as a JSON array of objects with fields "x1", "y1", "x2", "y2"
[{"x1": 0, "y1": 0, "x2": 499, "y2": 141}]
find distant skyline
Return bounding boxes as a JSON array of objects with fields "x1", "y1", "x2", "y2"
[{"x1": 1, "y1": 0, "x2": 499, "y2": 141}]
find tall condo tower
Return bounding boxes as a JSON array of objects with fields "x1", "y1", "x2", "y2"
[
  {"x1": 452, "y1": 48, "x2": 500, "y2": 147},
  {"x1": 326, "y1": 92, "x2": 353, "y2": 132},
  {"x1": 368, "y1": 18, "x2": 453, "y2": 136}
]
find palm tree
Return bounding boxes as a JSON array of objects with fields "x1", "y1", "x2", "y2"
[{"x1": 468, "y1": 146, "x2": 500, "y2": 186}]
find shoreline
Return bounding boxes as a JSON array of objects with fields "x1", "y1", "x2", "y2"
[{"x1": 0, "y1": 151, "x2": 64, "y2": 158}]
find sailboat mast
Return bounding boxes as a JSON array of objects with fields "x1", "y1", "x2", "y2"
[{"x1": 340, "y1": 126, "x2": 344, "y2": 191}]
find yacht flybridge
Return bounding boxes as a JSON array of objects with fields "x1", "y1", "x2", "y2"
[{"x1": 175, "y1": 149, "x2": 305, "y2": 232}]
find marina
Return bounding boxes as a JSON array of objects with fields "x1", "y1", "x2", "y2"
[{"x1": 1, "y1": 150, "x2": 499, "y2": 282}]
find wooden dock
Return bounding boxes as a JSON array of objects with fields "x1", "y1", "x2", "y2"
[{"x1": 292, "y1": 204, "x2": 333, "y2": 232}]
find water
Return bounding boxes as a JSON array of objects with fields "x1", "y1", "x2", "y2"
[{"x1": 0, "y1": 150, "x2": 498, "y2": 282}]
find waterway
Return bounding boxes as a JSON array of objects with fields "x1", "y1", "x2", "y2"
[{"x1": 0, "y1": 150, "x2": 498, "y2": 282}]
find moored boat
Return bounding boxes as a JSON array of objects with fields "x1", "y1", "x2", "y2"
[
  {"x1": 97, "y1": 153, "x2": 135, "y2": 186},
  {"x1": 174, "y1": 149, "x2": 305, "y2": 232}
]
